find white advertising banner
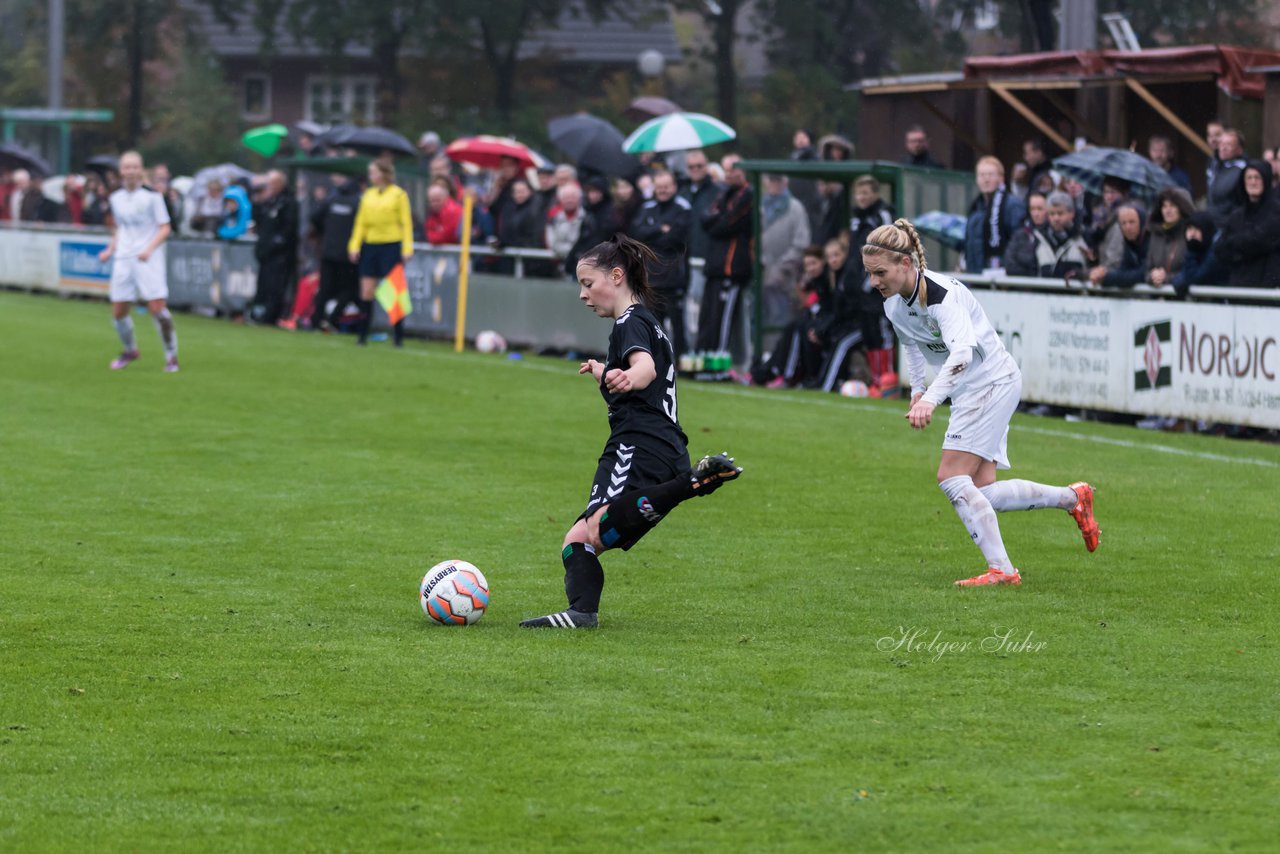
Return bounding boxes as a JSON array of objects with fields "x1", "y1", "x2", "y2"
[{"x1": 976, "y1": 290, "x2": 1280, "y2": 429}]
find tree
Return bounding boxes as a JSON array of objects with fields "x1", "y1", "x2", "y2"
[
  {"x1": 669, "y1": 0, "x2": 749, "y2": 127},
  {"x1": 204, "y1": 0, "x2": 433, "y2": 127},
  {"x1": 432, "y1": 0, "x2": 626, "y2": 124}
]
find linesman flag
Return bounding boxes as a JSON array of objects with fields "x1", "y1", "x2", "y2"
[{"x1": 375, "y1": 263, "x2": 412, "y2": 324}]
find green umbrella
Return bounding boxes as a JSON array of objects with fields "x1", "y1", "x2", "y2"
[
  {"x1": 622, "y1": 112, "x2": 736, "y2": 154},
  {"x1": 241, "y1": 124, "x2": 289, "y2": 158}
]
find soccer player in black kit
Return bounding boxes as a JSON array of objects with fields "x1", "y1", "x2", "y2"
[{"x1": 521, "y1": 234, "x2": 743, "y2": 629}]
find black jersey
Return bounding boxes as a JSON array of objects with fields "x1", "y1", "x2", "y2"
[{"x1": 600, "y1": 303, "x2": 689, "y2": 458}]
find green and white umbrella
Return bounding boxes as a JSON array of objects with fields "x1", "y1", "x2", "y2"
[{"x1": 622, "y1": 112, "x2": 736, "y2": 154}]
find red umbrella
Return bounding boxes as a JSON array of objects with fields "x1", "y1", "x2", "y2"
[
  {"x1": 445, "y1": 135, "x2": 549, "y2": 170},
  {"x1": 625, "y1": 96, "x2": 682, "y2": 121}
]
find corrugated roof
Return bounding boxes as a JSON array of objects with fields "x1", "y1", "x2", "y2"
[{"x1": 180, "y1": 1, "x2": 681, "y2": 64}]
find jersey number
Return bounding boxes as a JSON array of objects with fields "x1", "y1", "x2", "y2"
[{"x1": 662, "y1": 364, "x2": 678, "y2": 423}]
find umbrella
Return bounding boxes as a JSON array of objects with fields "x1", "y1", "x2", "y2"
[
  {"x1": 293, "y1": 120, "x2": 327, "y2": 138},
  {"x1": 242, "y1": 123, "x2": 289, "y2": 157},
  {"x1": 446, "y1": 135, "x2": 549, "y2": 170},
  {"x1": 85, "y1": 154, "x2": 119, "y2": 175},
  {"x1": 622, "y1": 112, "x2": 736, "y2": 154},
  {"x1": 192, "y1": 162, "x2": 256, "y2": 197},
  {"x1": 315, "y1": 123, "x2": 360, "y2": 149},
  {"x1": 911, "y1": 210, "x2": 967, "y2": 252},
  {"x1": 626, "y1": 96, "x2": 681, "y2": 120},
  {"x1": 328, "y1": 126, "x2": 417, "y2": 158},
  {"x1": 0, "y1": 142, "x2": 53, "y2": 177},
  {"x1": 548, "y1": 114, "x2": 639, "y2": 177},
  {"x1": 41, "y1": 175, "x2": 67, "y2": 204},
  {"x1": 1053, "y1": 147, "x2": 1176, "y2": 198}
]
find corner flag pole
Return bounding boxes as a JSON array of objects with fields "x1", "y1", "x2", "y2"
[{"x1": 454, "y1": 191, "x2": 474, "y2": 353}]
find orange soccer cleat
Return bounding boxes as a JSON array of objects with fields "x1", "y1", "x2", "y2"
[
  {"x1": 954, "y1": 568, "x2": 1022, "y2": 587},
  {"x1": 1068, "y1": 482, "x2": 1100, "y2": 552}
]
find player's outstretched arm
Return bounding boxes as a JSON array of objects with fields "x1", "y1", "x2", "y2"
[{"x1": 604, "y1": 350, "x2": 656, "y2": 394}]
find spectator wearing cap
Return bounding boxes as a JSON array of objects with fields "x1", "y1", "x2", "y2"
[
  {"x1": 1215, "y1": 158, "x2": 1280, "y2": 288},
  {"x1": 1089, "y1": 176, "x2": 1135, "y2": 271},
  {"x1": 1147, "y1": 135, "x2": 1191, "y2": 194},
  {"x1": 902, "y1": 125, "x2": 945, "y2": 169},
  {"x1": 532, "y1": 164, "x2": 558, "y2": 222},
  {"x1": 417, "y1": 131, "x2": 441, "y2": 164},
  {"x1": 1032, "y1": 191, "x2": 1090, "y2": 280}
]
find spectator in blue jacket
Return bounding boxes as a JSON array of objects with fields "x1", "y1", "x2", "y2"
[
  {"x1": 964, "y1": 156, "x2": 1026, "y2": 272},
  {"x1": 217, "y1": 182, "x2": 252, "y2": 240},
  {"x1": 1173, "y1": 212, "x2": 1227, "y2": 296}
]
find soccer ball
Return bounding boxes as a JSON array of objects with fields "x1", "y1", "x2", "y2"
[
  {"x1": 839, "y1": 379, "x2": 870, "y2": 398},
  {"x1": 474, "y1": 330, "x2": 507, "y2": 354},
  {"x1": 420, "y1": 560, "x2": 490, "y2": 625}
]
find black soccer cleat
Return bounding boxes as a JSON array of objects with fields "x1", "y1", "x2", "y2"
[
  {"x1": 690, "y1": 452, "x2": 743, "y2": 495},
  {"x1": 520, "y1": 609, "x2": 599, "y2": 629}
]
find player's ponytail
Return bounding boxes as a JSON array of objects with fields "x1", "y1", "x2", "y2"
[
  {"x1": 578, "y1": 233, "x2": 660, "y2": 306},
  {"x1": 861, "y1": 218, "x2": 928, "y2": 271}
]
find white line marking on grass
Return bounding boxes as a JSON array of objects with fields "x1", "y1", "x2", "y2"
[
  {"x1": 1016, "y1": 425, "x2": 1279, "y2": 468},
  {"x1": 396, "y1": 346, "x2": 1280, "y2": 468}
]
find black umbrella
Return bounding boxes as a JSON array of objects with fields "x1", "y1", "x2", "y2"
[
  {"x1": 0, "y1": 142, "x2": 53, "y2": 177},
  {"x1": 1053, "y1": 147, "x2": 1176, "y2": 199},
  {"x1": 326, "y1": 126, "x2": 417, "y2": 158},
  {"x1": 85, "y1": 154, "x2": 120, "y2": 175},
  {"x1": 548, "y1": 113, "x2": 639, "y2": 178}
]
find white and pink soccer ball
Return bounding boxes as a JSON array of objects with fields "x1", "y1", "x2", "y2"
[
  {"x1": 474, "y1": 330, "x2": 507, "y2": 354},
  {"x1": 420, "y1": 560, "x2": 490, "y2": 625}
]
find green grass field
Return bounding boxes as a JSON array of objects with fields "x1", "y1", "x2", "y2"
[{"x1": 2, "y1": 290, "x2": 1278, "y2": 852}]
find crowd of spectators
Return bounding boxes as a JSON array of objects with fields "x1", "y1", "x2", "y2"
[{"x1": 2, "y1": 110, "x2": 1277, "y2": 399}]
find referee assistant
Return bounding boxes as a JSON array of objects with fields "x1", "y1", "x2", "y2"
[{"x1": 348, "y1": 159, "x2": 413, "y2": 347}]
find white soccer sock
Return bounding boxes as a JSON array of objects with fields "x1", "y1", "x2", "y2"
[
  {"x1": 939, "y1": 475, "x2": 1015, "y2": 573},
  {"x1": 113, "y1": 315, "x2": 137, "y2": 352},
  {"x1": 152, "y1": 309, "x2": 178, "y2": 359},
  {"x1": 980, "y1": 479, "x2": 1077, "y2": 512}
]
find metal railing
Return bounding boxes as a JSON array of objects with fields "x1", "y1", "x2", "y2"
[{"x1": 3, "y1": 219, "x2": 1274, "y2": 302}]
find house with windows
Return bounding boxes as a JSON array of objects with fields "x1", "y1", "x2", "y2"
[{"x1": 181, "y1": 1, "x2": 682, "y2": 126}]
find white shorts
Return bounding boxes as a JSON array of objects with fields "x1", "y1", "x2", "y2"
[
  {"x1": 109, "y1": 254, "x2": 168, "y2": 303},
  {"x1": 942, "y1": 376, "x2": 1022, "y2": 470}
]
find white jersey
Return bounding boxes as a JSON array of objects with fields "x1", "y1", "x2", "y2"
[
  {"x1": 109, "y1": 186, "x2": 170, "y2": 260},
  {"x1": 883, "y1": 269, "x2": 1019, "y2": 405}
]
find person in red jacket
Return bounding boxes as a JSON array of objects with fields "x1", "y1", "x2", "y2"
[{"x1": 425, "y1": 182, "x2": 463, "y2": 245}]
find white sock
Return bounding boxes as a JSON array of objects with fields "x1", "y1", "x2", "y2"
[
  {"x1": 939, "y1": 475, "x2": 1015, "y2": 573},
  {"x1": 113, "y1": 315, "x2": 137, "y2": 352},
  {"x1": 152, "y1": 309, "x2": 178, "y2": 359},
  {"x1": 980, "y1": 479, "x2": 1077, "y2": 512}
]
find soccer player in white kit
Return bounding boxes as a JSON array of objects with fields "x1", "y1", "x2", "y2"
[
  {"x1": 97, "y1": 150, "x2": 179, "y2": 372},
  {"x1": 860, "y1": 219, "x2": 1099, "y2": 586}
]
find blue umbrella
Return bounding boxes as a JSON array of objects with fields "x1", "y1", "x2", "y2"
[
  {"x1": 912, "y1": 210, "x2": 966, "y2": 252},
  {"x1": 1053, "y1": 147, "x2": 1176, "y2": 199}
]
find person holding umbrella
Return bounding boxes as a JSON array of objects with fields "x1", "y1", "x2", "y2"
[{"x1": 348, "y1": 159, "x2": 413, "y2": 347}]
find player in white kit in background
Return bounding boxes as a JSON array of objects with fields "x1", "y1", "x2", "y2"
[
  {"x1": 860, "y1": 218, "x2": 1100, "y2": 587},
  {"x1": 98, "y1": 150, "x2": 179, "y2": 372}
]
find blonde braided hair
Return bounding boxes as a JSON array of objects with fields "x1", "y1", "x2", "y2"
[{"x1": 860, "y1": 218, "x2": 928, "y2": 271}]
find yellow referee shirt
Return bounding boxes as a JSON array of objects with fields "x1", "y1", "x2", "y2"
[{"x1": 348, "y1": 184, "x2": 414, "y2": 257}]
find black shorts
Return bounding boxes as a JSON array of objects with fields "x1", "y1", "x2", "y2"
[
  {"x1": 577, "y1": 438, "x2": 690, "y2": 546},
  {"x1": 358, "y1": 242, "x2": 403, "y2": 279}
]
